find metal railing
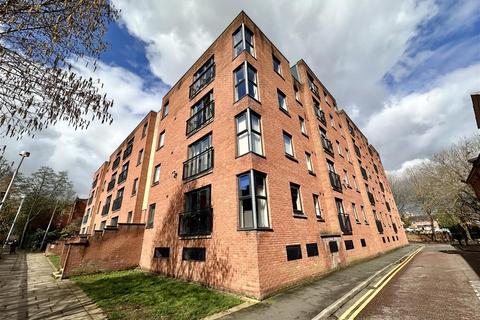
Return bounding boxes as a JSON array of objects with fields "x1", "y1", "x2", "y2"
[
  {"x1": 314, "y1": 108, "x2": 326, "y2": 125},
  {"x1": 183, "y1": 147, "x2": 214, "y2": 180},
  {"x1": 123, "y1": 144, "x2": 133, "y2": 160},
  {"x1": 112, "y1": 157, "x2": 120, "y2": 170},
  {"x1": 186, "y1": 101, "x2": 214, "y2": 135},
  {"x1": 321, "y1": 137, "x2": 334, "y2": 156},
  {"x1": 112, "y1": 196, "x2": 122, "y2": 211},
  {"x1": 178, "y1": 208, "x2": 213, "y2": 237},
  {"x1": 375, "y1": 219, "x2": 384, "y2": 234},
  {"x1": 107, "y1": 179, "x2": 115, "y2": 192},
  {"x1": 308, "y1": 79, "x2": 320, "y2": 97},
  {"x1": 338, "y1": 213, "x2": 352, "y2": 235},
  {"x1": 189, "y1": 64, "x2": 215, "y2": 99},
  {"x1": 329, "y1": 171, "x2": 343, "y2": 192},
  {"x1": 118, "y1": 170, "x2": 128, "y2": 184},
  {"x1": 101, "y1": 203, "x2": 110, "y2": 216}
]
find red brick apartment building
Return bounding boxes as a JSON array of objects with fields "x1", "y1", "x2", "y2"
[{"x1": 76, "y1": 11, "x2": 407, "y2": 298}]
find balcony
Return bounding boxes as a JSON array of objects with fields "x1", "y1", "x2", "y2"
[
  {"x1": 118, "y1": 170, "x2": 128, "y2": 184},
  {"x1": 112, "y1": 157, "x2": 120, "y2": 170},
  {"x1": 315, "y1": 108, "x2": 327, "y2": 126},
  {"x1": 361, "y1": 167, "x2": 368, "y2": 180},
  {"x1": 354, "y1": 145, "x2": 361, "y2": 158},
  {"x1": 338, "y1": 213, "x2": 353, "y2": 235},
  {"x1": 183, "y1": 147, "x2": 214, "y2": 180},
  {"x1": 178, "y1": 208, "x2": 213, "y2": 237},
  {"x1": 392, "y1": 222, "x2": 398, "y2": 234},
  {"x1": 368, "y1": 191, "x2": 375, "y2": 206},
  {"x1": 189, "y1": 64, "x2": 215, "y2": 99},
  {"x1": 107, "y1": 179, "x2": 115, "y2": 192},
  {"x1": 101, "y1": 203, "x2": 110, "y2": 216},
  {"x1": 123, "y1": 144, "x2": 133, "y2": 160},
  {"x1": 112, "y1": 196, "x2": 122, "y2": 211},
  {"x1": 329, "y1": 171, "x2": 343, "y2": 192},
  {"x1": 321, "y1": 137, "x2": 334, "y2": 156},
  {"x1": 186, "y1": 101, "x2": 214, "y2": 136},
  {"x1": 375, "y1": 219, "x2": 384, "y2": 234},
  {"x1": 308, "y1": 79, "x2": 320, "y2": 97}
]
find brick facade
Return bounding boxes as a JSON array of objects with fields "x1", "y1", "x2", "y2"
[{"x1": 78, "y1": 11, "x2": 408, "y2": 299}]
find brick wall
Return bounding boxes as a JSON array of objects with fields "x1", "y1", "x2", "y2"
[
  {"x1": 45, "y1": 240, "x2": 65, "y2": 257},
  {"x1": 61, "y1": 223, "x2": 145, "y2": 277}
]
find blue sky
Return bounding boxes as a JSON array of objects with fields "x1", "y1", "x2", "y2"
[{"x1": 4, "y1": 0, "x2": 480, "y2": 195}]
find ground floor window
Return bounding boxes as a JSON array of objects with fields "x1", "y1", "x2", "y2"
[
  {"x1": 286, "y1": 245, "x2": 302, "y2": 261},
  {"x1": 238, "y1": 170, "x2": 269, "y2": 229},
  {"x1": 182, "y1": 247, "x2": 206, "y2": 261}
]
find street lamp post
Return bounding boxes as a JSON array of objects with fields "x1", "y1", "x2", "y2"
[
  {"x1": 3, "y1": 194, "x2": 26, "y2": 249},
  {"x1": 0, "y1": 151, "x2": 30, "y2": 213}
]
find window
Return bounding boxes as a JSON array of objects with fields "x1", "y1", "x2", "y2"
[
  {"x1": 329, "y1": 114, "x2": 335, "y2": 128},
  {"x1": 146, "y1": 203, "x2": 155, "y2": 228},
  {"x1": 154, "y1": 247, "x2": 170, "y2": 258},
  {"x1": 272, "y1": 55, "x2": 282, "y2": 75},
  {"x1": 137, "y1": 149, "x2": 144, "y2": 165},
  {"x1": 118, "y1": 162, "x2": 129, "y2": 184},
  {"x1": 306, "y1": 243, "x2": 319, "y2": 257},
  {"x1": 158, "y1": 131, "x2": 165, "y2": 149},
  {"x1": 236, "y1": 109, "x2": 263, "y2": 156},
  {"x1": 344, "y1": 240, "x2": 354, "y2": 250},
  {"x1": 286, "y1": 245, "x2": 302, "y2": 261},
  {"x1": 238, "y1": 170, "x2": 270, "y2": 229},
  {"x1": 187, "y1": 91, "x2": 214, "y2": 135},
  {"x1": 313, "y1": 194, "x2": 322, "y2": 219},
  {"x1": 233, "y1": 24, "x2": 254, "y2": 57},
  {"x1": 294, "y1": 84, "x2": 301, "y2": 102},
  {"x1": 100, "y1": 220, "x2": 106, "y2": 230},
  {"x1": 307, "y1": 74, "x2": 319, "y2": 97},
  {"x1": 290, "y1": 183, "x2": 303, "y2": 215},
  {"x1": 283, "y1": 132, "x2": 294, "y2": 157},
  {"x1": 305, "y1": 152, "x2": 314, "y2": 173},
  {"x1": 112, "y1": 187, "x2": 124, "y2": 211},
  {"x1": 179, "y1": 186, "x2": 213, "y2": 236},
  {"x1": 123, "y1": 138, "x2": 134, "y2": 159},
  {"x1": 352, "y1": 203, "x2": 359, "y2": 222},
  {"x1": 353, "y1": 175, "x2": 359, "y2": 191},
  {"x1": 142, "y1": 122, "x2": 148, "y2": 138},
  {"x1": 234, "y1": 62, "x2": 258, "y2": 101},
  {"x1": 335, "y1": 198, "x2": 345, "y2": 215},
  {"x1": 127, "y1": 211, "x2": 133, "y2": 223},
  {"x1": 343, "y1": 170, "x2": 350, "y2": 187},
  {"x1": 132, "y1": 178, "x2": 138, "y2": 196},
  {"x1": 336, "y1": 141, "x2": 342, "y2": 155},
  {"x1": 329, "y1": 241, "x2": 339, "y2": 253},
  {"x1": 277, "y1": 90, "x2": 288, "y2": 112},
  {"x1": 182, "y1": 247, "x2": 206, "y2": 261},
  {"x1": 184, "y1": 134, "x2": 213, "y2": 179},
  {"x1": 299, "y1": 116, "x2": 307, "y2": 135},
  {"x1": 162, "y1": 102, "x2": 169, "y2": 118},
  {"x1": 110, "y1": 216, "x2": 118, "y2": 227},
  {"x1": 361, "y1": 239, "x2": 367, "y2": 247},
  {"x1": 152, "y1": 164, "x2": 161, "y2": 185}
]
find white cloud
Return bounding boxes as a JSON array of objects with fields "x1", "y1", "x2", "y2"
[
  {"x1": 2, "y1": 60, "x2": 166, "y2": 196},
  {"x1": 387, "y1": 158, "x2": 430, "y2": 177},
  {"x1": 365, "y1": 63, "x2": 480, "y2": 171}
]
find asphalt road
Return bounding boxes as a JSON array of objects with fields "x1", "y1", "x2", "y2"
[{"x1": 357, "y1": 244, "x2": 480, "y2": 320}]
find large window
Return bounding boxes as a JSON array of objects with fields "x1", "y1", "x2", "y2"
[
  {"x1": 179, "y1": 186, "x2": 212, "y2": 237},
  {"x1": 233, "y1": 24, "x2": 254, "y2": 57},
  {"x1": 305, "y1": 152, "x2": 314, "y2": 173},
  {"x1": 236, "y1": 109, "x2": 263, "y2": 156},
  {"x1": 146, "y1": 203, "x2": 155, "y2": 228},
  {"x1": 283, "y1": 132, "x2": 294, "y2": 157},
  {"x1": 234, "y1": 62, "x2": 258, "y2": 101},
  {"x1": 290, "y1": 183, "x2": 303, "y2": 215},
  {"x1": 238, "y1": 170, "x2": 269, "y2": 229},
  {"x1": 152, "y1": 164, "x2": 161, "y2": 185},
  {"x1": 187, "y1": 91, "x2": 214, "y2": 135},
  {"x1": 190, "y1": 56, "x2": 215, "y2": 99},
  {"x1": 313, "y1": 194, "x2": 322, "y2": 219},
  {"x1": 272, "y1": 55, "x2": 282, "y2": 75},
  {"x1": 183, "y1": 134, "x2": 213, "y2": 180}
]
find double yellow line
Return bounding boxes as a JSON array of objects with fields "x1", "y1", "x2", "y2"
[{"x1": 338, "y1": 246, "x2": 424, "y2": 320}]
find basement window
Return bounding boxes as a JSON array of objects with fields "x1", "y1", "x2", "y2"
[
  {"x1": 154, "y1": 247, "x2": 170, "y2": 258},
  {"x1": 286, "y1": 245, "x2": 302, "y2": 261},
  {"x1": 329, "y1": 241, "x2": 339, "y2": 253},
  {"x1": 345, "y1": 240, "x2": 354, "y2": 250},
  {"x1": 306, "y1": 243, "x2": 319, "y2": 257},
  {"x1": 182, "y1": 247, "x2": 206, "y2": 261},
  {"x1": 360, "y1": 239, "x2": 367, "y2": 247}
]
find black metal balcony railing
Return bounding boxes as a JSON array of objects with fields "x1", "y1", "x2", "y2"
[
  {"x1": 123, "y1": 144, "x2": 133, "y2": 160},
  {"x1": 329, "y1": 171, "x2": 343, "y2": 192},
  {"x1": 112, "y1": 196, "x2": 122, "y2": 211},
  {"x1": 375, "y1": 219, "x2": 384, "y2": 234},
  {"x1": 183, "y1": 147, "x2": 214, "y2": 180},
  {"x1": 107, "y1": 179, "x2": 115, "y2": 192},
  {"x1": 321, "y1": 137, "x2": 334, "y2": 156},
  {"x1": 314, "y1": 108, "x2": 327, "y2": 126},
  {"x1": 102, "y1": 203, "x2": 110, "y2": 216},
  {"x1": 368, "y1": 191, "x2": 375, "y2": 206},
  {"x1": 112, "y1": 157, "x2": 120, "y2": 170},
  {"x1": 308, "y1": 79, "x2": 320, "y2": 97},
  {"x1": 189, "y1": 64, "x2": 215, "y2": 99},
  {"x1": 392, "y1": 222, "x2": 398, "y2": 234},
  {"x1": 354, "y1": 144, "x2": 361, "y2": 158},
  {"x1": 338, "y1": 213, "x2": 353, "y2": 235},
  {"x1": 178, "y1": 208, "x2": 213, "y2": 237},
  {"x1": 118, "y1": 170, "x2": 128, "y2": 184},
  {"x1": 186, "y1": 101, "x2": 214, "y2": 135}
]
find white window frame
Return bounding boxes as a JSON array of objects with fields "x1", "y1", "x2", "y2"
[{"x1": 235, "y1": 108, "x2": 263, "y2": 156}]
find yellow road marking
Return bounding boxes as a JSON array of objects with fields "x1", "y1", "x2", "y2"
[{"x1": 338, "y1": 246, "x2": 423, "y2": 320}]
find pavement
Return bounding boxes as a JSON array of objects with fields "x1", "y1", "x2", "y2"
[
  {"x1": 0, "y1": 252, "x2": 107, "y2": 319},
  {"x1": 356, "y1": 244, "x2": 480, "y2": 320},
  {"x1": 221, "y1": 244, "x2": 419, "y2": 320}
]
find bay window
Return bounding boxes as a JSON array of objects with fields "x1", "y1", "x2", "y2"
[
  {"x1": 236, "y1": 109, "x2": 263, "y2": 156},
  {"x1": 238, "y1": 170, "x2": 269, "y2": 229}
]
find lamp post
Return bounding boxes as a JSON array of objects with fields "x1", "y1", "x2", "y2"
[
  {"x1": 3, "y1": 194, "x2": 26, "y2": 249},
  {"x1": 0, "y1": 151, "x2": 30, "y2": 213}
]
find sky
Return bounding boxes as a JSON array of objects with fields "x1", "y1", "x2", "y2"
[{"x1": 3, "y1": 0, "x2": 480, "y2": 197}]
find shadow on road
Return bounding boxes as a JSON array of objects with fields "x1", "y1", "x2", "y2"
[{"x1": 440, "y1": 249, "x2": 480, "y2": 278}]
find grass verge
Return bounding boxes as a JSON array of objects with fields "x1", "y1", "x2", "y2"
[
  {"x1": 72, "y1": 269, "x2": 243, "y2": 320},
  {"x1": 48, "y1": 255, "x2": 60, "y2": 270}
]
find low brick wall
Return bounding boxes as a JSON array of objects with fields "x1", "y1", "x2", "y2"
[
  {"x1": 61, "y1": 223, "x2": 145, "y2": 278},
  {"x1": 45, "y1": 240, "x2": 66, "y2": 257}
]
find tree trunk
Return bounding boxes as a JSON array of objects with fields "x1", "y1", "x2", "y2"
[{"x1": 427, "y1": 211, "x2": 435, "y2": 242}]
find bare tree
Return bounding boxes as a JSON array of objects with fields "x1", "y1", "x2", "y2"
[{"x1": 0, "y1": 0, "x2": 118, "y2": 138}]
